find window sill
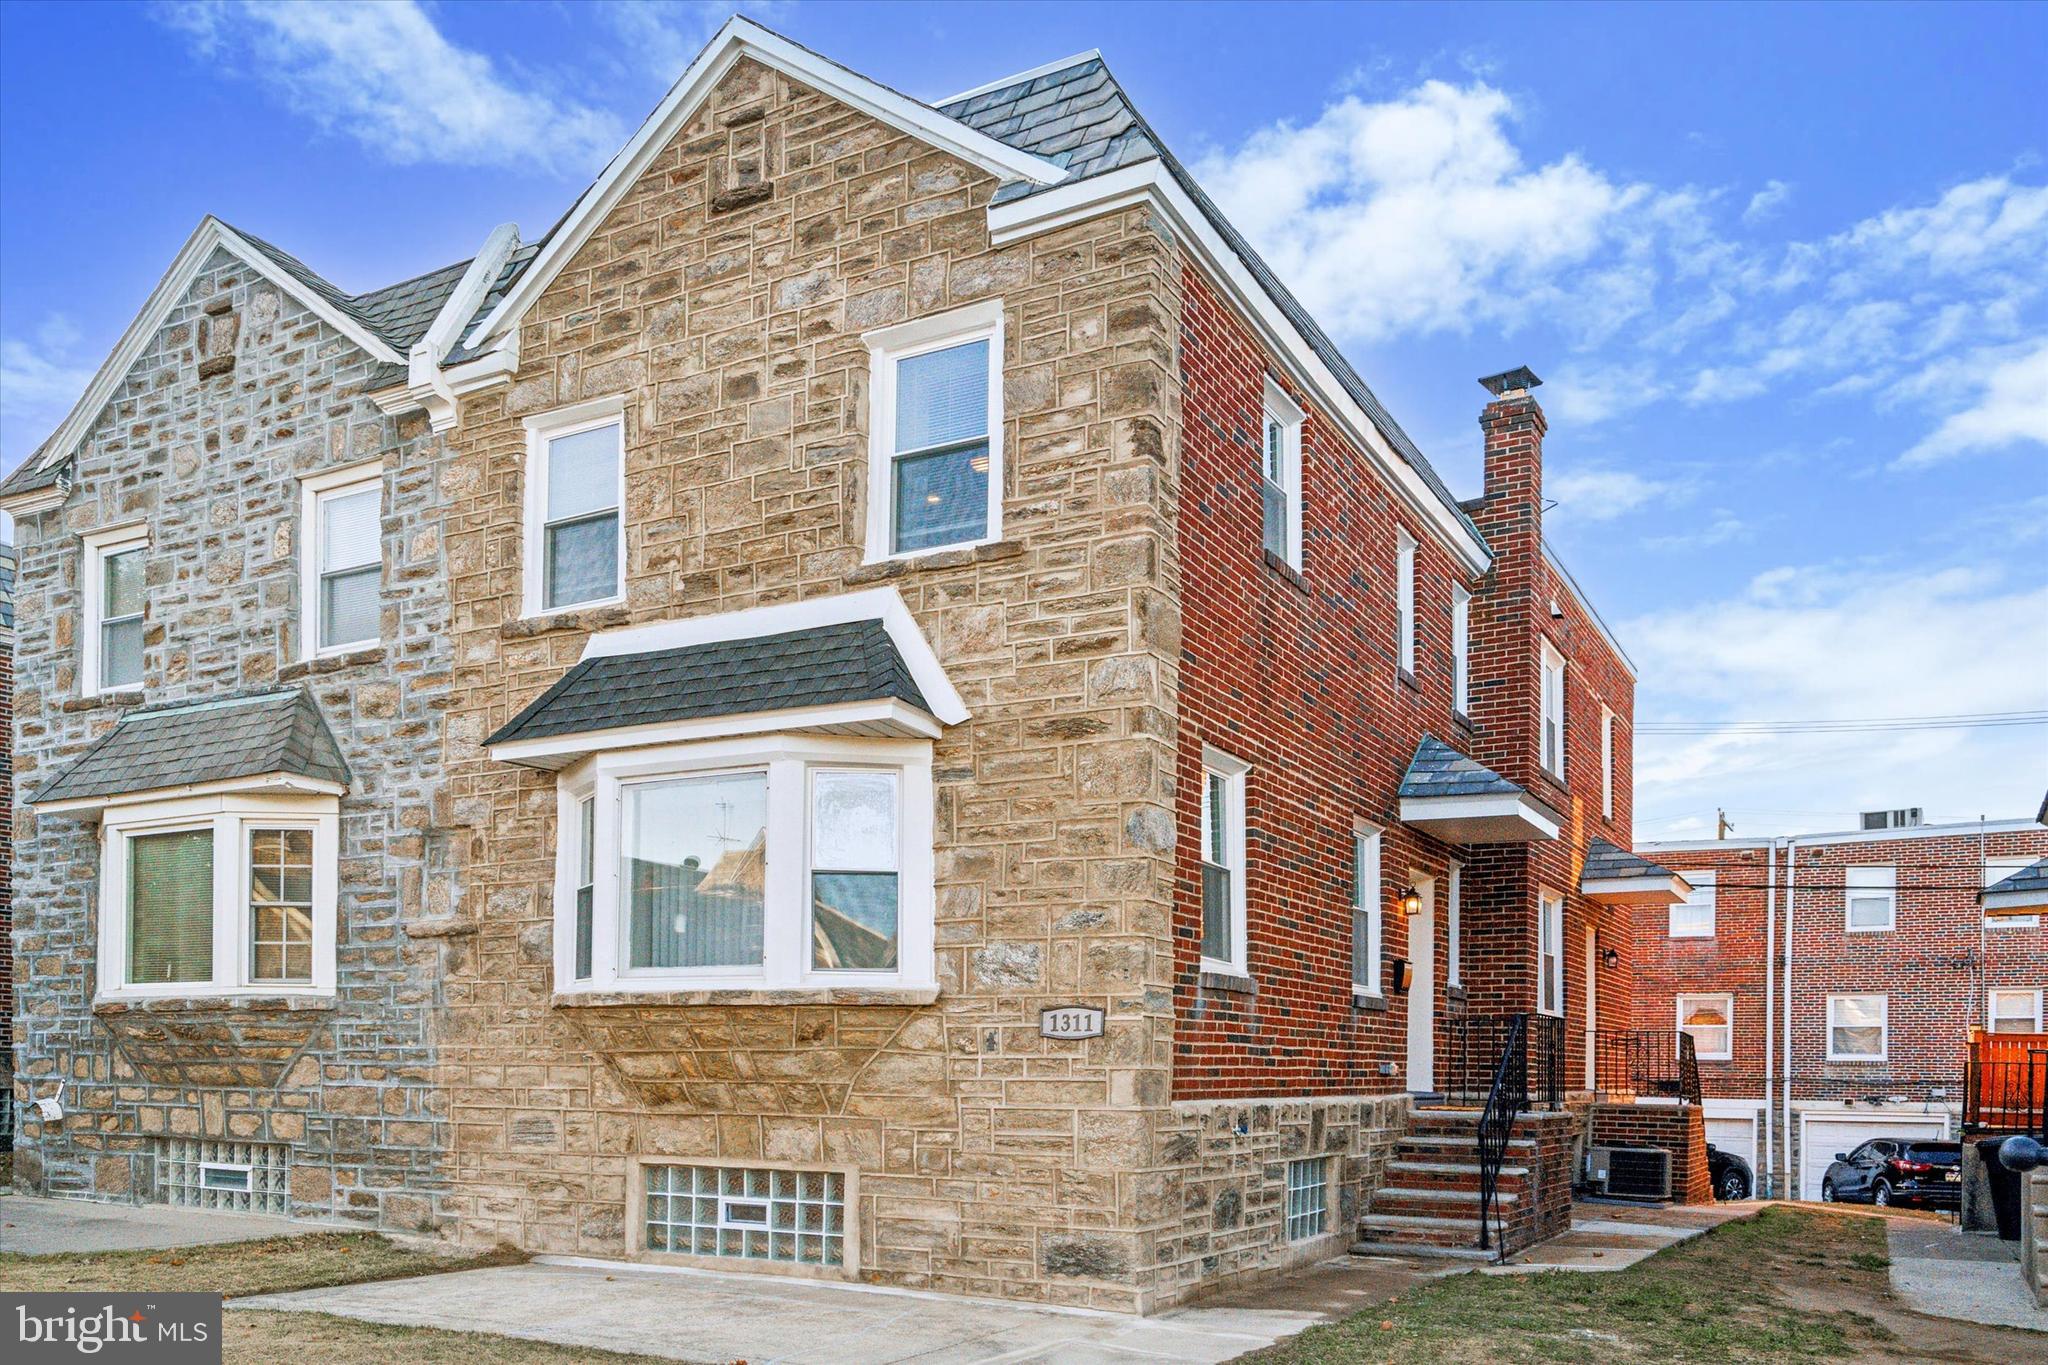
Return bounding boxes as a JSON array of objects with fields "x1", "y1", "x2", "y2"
[
  {"x1": 1451, "y1": 710, "x2": 1474, "y2": 732},
  {"x1": 552, "y1": 986, "x2": 941, "y2": 1009},
  {"x1": 281, "y1": 645, "x2": 383, "y2": 680},
  {"x1": 1397, "y1": 667, "x2": 1420, "y2": 694},
  {"x1": 1199, "y1": 970, "x2": 1257, "y2": 996},
  {"x1": 60, "y1": 690, "x2": 142, "y2": 714},
  {"x1": 504, "y1": 601, "x2": 632, "y2": 639},
  {"x1": 1353, "y1": 989, "x2": 1388, "y2": 1013},
  {"x1": 1260, "y1": 549, "x2": 1310, "y2": 596},
  {"x1": 847, "y1": 538, "x2": 1025, "y2": 582},
  {"x1": 93, "y1": 993, "x2": 336, "y2": 1016}
]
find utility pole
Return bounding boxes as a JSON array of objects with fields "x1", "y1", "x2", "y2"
[{"x1": 1716, "y1": 808, "x2": 1734, "y2": 840}]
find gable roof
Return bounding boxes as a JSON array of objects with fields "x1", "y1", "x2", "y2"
[{"x1": 31, "y1": 687, "x2": 350, "y2": 810}]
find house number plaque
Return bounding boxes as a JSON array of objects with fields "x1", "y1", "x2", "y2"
[{"x1": 1039, "y1": 1006, "x2": 1105, "y2": 1040}]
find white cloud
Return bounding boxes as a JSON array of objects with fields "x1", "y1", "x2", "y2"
[
  {"x1": 156, "y1": 1, "x2": 623, "y2": 174},
  {"x1": 0, "y1": 314, "x2": 94, "y2": 431},
  {"x1": 1742, "y1": 179, "x2": 1792, "y2": 225},
  {"x1": 596, "y1": 2, "x2": 787, "y2": 85},
  {"x1": 1894, "y1": 341, "x2": 2048, "y2": 467},
  {"x1": 1545, "y1": 466, "x2": 1687, "y2": 521},
  {"x1": 1628, "y1": 562, "x2": 2048, "y2": 839}
]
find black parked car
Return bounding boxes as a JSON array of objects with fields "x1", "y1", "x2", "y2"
[
  {"x1": 1820, "y1": 1139, "x2": 1962, "y2": 1208},
  {"x1": 1706, "y1": 1143, "x2": 1753, "y2": 1201}
]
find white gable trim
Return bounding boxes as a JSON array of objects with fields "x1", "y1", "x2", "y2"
[
  {"x1": 461, "y1": 17, "x2": 1067, "y2": 357},
  {"x1": 6, "y1": 217, "x2": 406, "y2": 496},
  {"x1": 987, "y1": 163, "x2": 1492, "y2": 575}
]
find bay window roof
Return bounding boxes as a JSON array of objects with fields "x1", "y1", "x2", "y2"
[
  {"x1": 485, "y1": 589, "x2": 969, "y2": 770},
  {"x1": 32, "y1": 687, "x2": 350, "y2": 813},
  {"x1": 1397, "y1": 734, "x2": 1560, "y2": 843},
  {"x1": 1581, "y1": 837, "x2": 1692, "y2": 906},
  {"x1": 1983, "y1": 857, "x2": 2048, "y2": 917}
]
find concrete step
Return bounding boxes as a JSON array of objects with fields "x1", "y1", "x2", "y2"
[
  {"x1": 1351, "y1": 1239, "x2": 1497, "y2": 1262},
  {"x1": 1395, "y1": 1133, "x2": 1535, "y2": 1154},
  {"x1": 1357, "y1": 1211, "x2": 1485, "y2": 1249}
]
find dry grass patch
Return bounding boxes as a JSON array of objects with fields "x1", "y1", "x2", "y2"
[
  {"x1": 0, "y1": 1232, "x2": 522, "y2": 1298},
  {"x1": 226, "y1": 1311, "x2": 670, "y2": 1364}
]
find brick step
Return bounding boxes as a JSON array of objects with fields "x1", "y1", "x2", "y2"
[
  {"x1": 1371, "y1": 1188, "x2": 1519, "y2": 1220},
  {"x1": 1382, "y1": 1159, "x2": 1531, "y2": 1192},
  {"x1": 1405, "y1": 1109, "x2": 1559, "y2": 1137},
  {"x1": 1394, "y1": 1133, "x2": 1535, "y2": 1155},
  {"x1": 1356, "y1": 1211, "x2": 1485, "y2": 1249}
]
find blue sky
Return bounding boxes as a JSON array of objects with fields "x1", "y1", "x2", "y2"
[{"x1": 2, "y1": 1, "x2": 2043, "y2": 837}]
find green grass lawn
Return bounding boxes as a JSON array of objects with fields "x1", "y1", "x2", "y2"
[{"x1": 1248, "y1": 1206, "x2": 1906, "y2": 1363}]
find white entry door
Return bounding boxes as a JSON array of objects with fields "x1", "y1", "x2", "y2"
[{"x1": 1406, "y1": 879, "x2": 1435, "y2": 1091}]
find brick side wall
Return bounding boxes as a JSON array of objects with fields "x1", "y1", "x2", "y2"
[
  {"x1": 1, "y1": 615, "x2": 12, "y2": 1154},
  {"x1": 435, "y1": 59, "x2": 1189, "y2": 1311},
  {"x1": 1628, "y1": 843, "x2": 1773, "y2": 1098},
  {"x1": 7, "y1": 249, "x2": 457, "y2": 1226},
  {"x1": 1590, "y1": 1102, "x2": 1712, "y2": 1203}
]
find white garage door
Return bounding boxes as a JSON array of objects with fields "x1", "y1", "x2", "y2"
[
  {"x1": 1705, "y1": 1116, "x2": 1756, "y2": 1173},
  {"x1": 1799, "y1": 1115, "x2": 1948, "y2": 1201}
]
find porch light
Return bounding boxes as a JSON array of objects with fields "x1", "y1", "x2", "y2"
[
  {"x1": 1399, "y1": 885, "x2": 1423, "y2": 917},
  {"x1": 1602, "y1": 947, "x2": 1619, "y2": 970}
]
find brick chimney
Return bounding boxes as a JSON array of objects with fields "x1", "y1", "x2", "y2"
[{"x1": 1466, "y1": 366, "x2": 1547, "y2": 788}]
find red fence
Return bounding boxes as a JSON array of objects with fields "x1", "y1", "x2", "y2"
[{"x1": 1965, "y1": 1030, "x2": 2048, "y2": 1136}]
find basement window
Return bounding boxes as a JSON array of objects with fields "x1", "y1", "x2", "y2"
[
  {"x1": 643, "y1": 1164, "x2": 846, "y2": 1267},
  {"x1": 158, "y1": 1139, "x2": 290, "y2": 1215},
  {"x1": 1285, "y1": 1157, "x2": 1329, "y2": 1241}
]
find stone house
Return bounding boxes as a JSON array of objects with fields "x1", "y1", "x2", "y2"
[{"x1": 6, "y1": 17, "x2": 1671, "y2": 1308}]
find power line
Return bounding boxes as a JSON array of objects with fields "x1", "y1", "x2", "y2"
[{"x1": 1637, "y1": 709, "x2": 2048, "y2": 735}]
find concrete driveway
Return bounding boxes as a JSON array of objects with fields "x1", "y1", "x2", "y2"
[
  {"x1": 0, "y1": 1194, "x2": 316, "y2": 1255},
  {"x1": 1886, "y1": 1216, "x2": 2046, "y2": 1332},
  {"x1": 245, "y1": 1258, "x2": 1337, "y2": 1364}
]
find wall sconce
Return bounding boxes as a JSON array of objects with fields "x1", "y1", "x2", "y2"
[
  {"x1": 1601, "y1": 947, "x2": 1619, "y2": 970},
  {"x1": 1390, "y1": 957, "x2": 1413, "y2": 994},
  {"x1": 1399, "y1": 885, "x2": 1423, "y2": 917}
]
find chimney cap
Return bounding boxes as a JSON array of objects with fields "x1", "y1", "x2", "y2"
[{"x1": 1478, "y1": 366, "x2": 1543, "y2": 397}]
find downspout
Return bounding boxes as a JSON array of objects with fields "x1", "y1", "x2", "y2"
[
  {"x1": 1781, "y1": 841, "x2": 1798, "y2": 1197},
  {"x1": 1762, "y1": 839, "x2": 1778, "y2": 1197}
]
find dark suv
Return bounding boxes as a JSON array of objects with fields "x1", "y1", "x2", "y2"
[
  {"x1": 1706, "y1": 1143, "x2": 1753, "y2": 1201},
  {"x1": 1820, "y1": 1139, "x2": 1962, "y2": 1208}
]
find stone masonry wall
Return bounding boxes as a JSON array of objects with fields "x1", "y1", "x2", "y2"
[
  {"x1": 434, "y1": 60, "x2": 1190, "y2": 1311},
  {"x1": 9, "y1": 247, "x2": 457, "y2": 1228}
]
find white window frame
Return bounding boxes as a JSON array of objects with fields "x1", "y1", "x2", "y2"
[
  {"x1": 1451, "y1": 585, "x2": 1470, "y2": 714},
  {"x1": 1990, "y1": 988, "x2": 2042, "y2": 1034},
  {"x1": 1200, "y1": 747, "x2": 1251, "y2": 978},
  {"x1": 81, "y1": 523, "x2": 150, "y2": 698},
  {"x1": 1445, "y1": 859, "x2": 1462, "y2": 988},
  {"x1": 1395, "y1": 529, "x2": 1417, "y2": 675},
  {"x1": 1843, "y1": 865, "x2": 1896, "y2": 933},
  {"x1": 522, "y1": 394, "x2": 628, "y2": 619},
  {"x1": 298, "y1": 459, "x2": 385, "y2": 660},
  {"x1": 1826, "y1": 993, "x2": 1888, "y2": 1062},
  {"x1": 1540, "y1": 640, "x2": 1566, "y2": 779},
  {"x1": 862, "y1": 301, "x2": 1005, "y2": 564},
  {"x1": 1670, "y1": 869, "x2": 1716, "y2": 938},
  {"x1": 1600, "y1": 706, "x2": 1616, "y2": 820},
  {"x1": 1985, "y1": 857, "x2": 2038, "y2": 929},
  {"x1": 554, "y1": 734, "x2": 936, "y2": 994},
  {"x1": 1352, "y1": 820, "x2": 1383, "y2": 998},
  {"x1": 1538, "y1": 891, "x2": 1564, "y2": 1016},
  {"x1": 1261, "y1": 377, "x2": 1304, "y2": 571},
  {"x1": 1675, "y1": 992, "x2": 1734, "y2": 1061},
  {"x1": 95, "y1": 791, "x2": 340, "y2": 1002}
]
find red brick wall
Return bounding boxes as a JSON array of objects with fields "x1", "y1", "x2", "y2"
[
  {"x1": 1590, "y1": 1102, "x2": 1713, "y2": 1203},
  {"x1": 1633, "y1": 827, "x2": 2048, "y2": 1103}
]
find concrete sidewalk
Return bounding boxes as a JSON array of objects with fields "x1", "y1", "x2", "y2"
[
  {"x1": 246, "y1": 1259, "x2": 1333, "y2": 1364},
  {"x1": 1887, "y1": 1218, "x2": 2046, "y2": 1333},
  {"x1": 0, "y1": 1193, "x2": 324, "y2": 1255}
]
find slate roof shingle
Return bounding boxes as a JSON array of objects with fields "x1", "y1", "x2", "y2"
[
  {"x1": 1582, "y1": 837, "x2": 1682, "y2": 883},
  {"x1": 1984, "y1": 857, "x2": 2048, "y2": 901},
  {"x1": 0, "y1": 444, "x2": 69, "y2": 500},
  {"x1": 32, "y1": 687, "x2": 351, "y2": 807},
  {"x1": 1398, "y1": 735, "x2": 1529, "y2": 801},
  {"x1": 486, "y1": 619, "x2": 932, "y2": 748},
  {"x1": 0, "y1": 543, "x2": 16, "y2": 633}
]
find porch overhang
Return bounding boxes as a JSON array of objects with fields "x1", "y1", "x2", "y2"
[
  {"x1": 1580, "y1": 837, "x2": 1693, "y2": 906},
  {"x1": 1981, "y1": 857, "x2": 2048, "y2": 917},
  {"x1": 1397, "y1": 734, "x2": 1560, "y2": 844}
]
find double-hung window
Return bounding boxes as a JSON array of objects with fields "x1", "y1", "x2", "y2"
[
  {"x1": 1445, "y1": 859, "x2": 1462, "y2": 987},
  {"x1": 864, "y1": 302, "x2": 1003, "y2": 560},
  {"x1": 1990, "y1": 989, "x2": 2042, "y2": 1034},
  {"x1": 100, "y1": 801, "x2": 339, "y2": 998},
  {"x1": 1260, "y1": 378, "x2": 1303, "y2": 570},
  {"x1": 1395, "y1": 529, "x2": 1417, "y2": 676},
  {"x1": 1451, "y1": 585, "x2": 1470, "y2": 714},
  {"x1": 524, "y1": 397, "x2": 625, "y2": 615},
  {"x1": 1844, "y1": 865, "x2": 1896, "y2": 932},
  {"x1": 1199, "y1": 748, "x2": 1250, "y2": 977},
  {"x1": 300, "y1": 462, "x2": 383, "y2": 656},
  {"x1": 1352, "y1": 823, "x2": 1383, "y2": 996},
  {"x1": 1538, "y1": 892, "x2": 1564, "y2": 1016},
  {"x1": 83, "y1": 525, "x2": 149, "y2": 696},
  {"x1": 556, "y1": 737, "x2": 935, "y2": 992},
  {"x1": 1539, "y1": 641, "x2": 1566, "y2": 778},
  {"x1": 1670, "y1": 869, "x2": 1716, "y2": 938},
  {"x1": 1600, "y1": 707, "x2": 1616, "y2": 820},
  {"x1": 1676, "y1": 992, "x2": 1733, "y2": 1060},
  {"x1": 1827, "y1": 993, "x2": 1886, "y2": 1060}
]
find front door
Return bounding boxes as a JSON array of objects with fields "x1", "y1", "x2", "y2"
[
  {"x1": 1585, "y1": 930, "x2": 1599, "y2": 1090},
  {"x1": 1406, "y1": 878, "x2": 1435, "y2": 1092}
]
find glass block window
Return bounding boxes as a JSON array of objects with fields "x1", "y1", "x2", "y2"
[
  {"x1": 644, "y1": 1164, "x2": 845, "y2": 1267},
  {"x1": 157, "y1": 1139, "x2": 290, "y2": 1215},
  {"x1": 1285, "y1": 1157, "x2": 1328, "y2": 1241}
]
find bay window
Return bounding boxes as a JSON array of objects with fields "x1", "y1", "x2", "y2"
[
  {"x1": 864, "y1": 301, "x2": 1004, "y2": 560},
  {"x1": 555, "y1": 735, "x2": 935, "y2": 992}
]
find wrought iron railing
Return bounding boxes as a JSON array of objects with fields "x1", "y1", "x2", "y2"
[
  {"x1": 1964, "y1": 1045, "x2": 2048, "y2": 1138},
  {"x1": 1447, "y1": 1012, "x2": 1565, "y2": 1110},
  {"x1": 1475, "y1": 1014, "x2": 1526, "y2": 1255},
  {"x1": 1593, "y1": 1030, "x2": 1703, "y2": 1107}
]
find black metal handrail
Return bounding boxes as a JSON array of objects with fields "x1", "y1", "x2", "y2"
[
  {"x1": 1475, "y1": 1013, "x2": 1528, "y2": 1255},
  {"x1": 1964, "y1": 1049, "x2": 2048, "y2": 1138},
  {"x1": 1447, "y1": 1013, "x2": 1565, "y2": 1110},
  {"x1": 1593, "y1": 1030, "x2": 1703, "y2": 1107}
]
